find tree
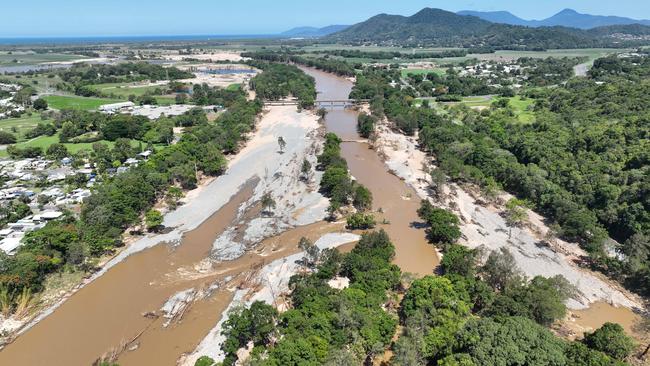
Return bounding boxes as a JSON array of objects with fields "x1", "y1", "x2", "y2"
[
  {"x1": 504, "y1": 198, "x2": 528, "y2": 239},
  {"x1": 429, "y1": 168, "x2": 447, "y2": 199},
  {"x1": 300, "y1": 158, "x2": 312, "y2": 181},
  {"x1": 298, "y1": 237, "x2": 320, "y2": 268},
  {"x1": 145, "y1": 209, "x2": 163, "y2": 232},
  {"x1": 193, "y1": 356, "x2": 215, "y2": 366},
  {"x1": 46, "y1": 143, "x2": 69, "y2": 160},
  {"x1": 399, "y1": 276, "x2": 471, "y2": 361},
  {"x1": 418, "y1": 201, "x2": 461, "y2": 247},
  {"x1": 317, "y1": 108, "x2": 328, "y2": 119},
  {"x1": 583, "y1": 322, "x2": 636, "y2": 360},
  {"x1": 564, "y1": 342, "x2": 624, "y2": 366},
  {"x1": 165, "y1": 186, "x2": 184, "y2": 210},
  {"x1": 175, "y1": 93, "x2": 188, "y2": 104},
  {"x1": 480, "y1": 248, "x2": 523, "y2": 291},
  {"x1": 352, "y1": 184, "x2": 373, "y2": 212},
  {"x1": 277, "y1": 136, "x2": 286, "y2": 153},
  {"x1": 261, "y1": 192, "x2": 276, "y2": 216},
  {"x1": 0, "y1": 131, "x2": 17, "y2": 145},
  {"x1": 33, "y1": 98, "x2": 48, "y2": 110},
  {"x1": 440, "y1": 244, "x2": 479, "y2": 277},
  {"x1": 454, "y1": 317, "x2": 567, "y2": 366},
  {"x1": 346, "y1": 213, "x2": 376, "y2": 230},
  {"x1": 59, "y1": 121, "x2": 77, "y2": 143},
  {"x1": 221, "y1": 301, "x2": 278, "y2": 366}
]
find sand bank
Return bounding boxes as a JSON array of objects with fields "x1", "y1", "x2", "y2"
[
  {"x1": 373, "y1": 121, "x2": 643, "y2": 310},
  {"x1": 179, "y1": 232, "x2": 360, "y2": 365}
]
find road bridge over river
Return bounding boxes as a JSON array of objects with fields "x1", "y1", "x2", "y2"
[{"x1": 263, "y1": 99, "x2": 369, "y2": 108}]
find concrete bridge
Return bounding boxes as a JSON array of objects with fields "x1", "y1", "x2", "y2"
[{"x1": 263, "y1": 99, "x2": 369, "y2": 107}]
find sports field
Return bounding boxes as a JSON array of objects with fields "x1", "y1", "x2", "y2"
[{"x1": 42, "y1": 95, "x2": 125, "y2": 110}]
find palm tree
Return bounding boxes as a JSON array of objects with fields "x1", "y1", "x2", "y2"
[{"x1": 277, "y1": 136, "x2": 286, "y2": 153}]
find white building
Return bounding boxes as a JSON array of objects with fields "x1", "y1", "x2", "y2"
[{"x1": 99, "y1": 101, "x2": 136, "y2": 113}]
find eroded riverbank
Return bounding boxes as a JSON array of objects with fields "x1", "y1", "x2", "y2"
[
  {"x1": 371, "y1": 114, "x2": 648, "y2": 338},
  {"x1": 0, "y1": 105, "x2": 327, "y2": 365}
]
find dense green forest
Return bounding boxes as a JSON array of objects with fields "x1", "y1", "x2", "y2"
[
  {"x1": 196, "y1": 223, "x2": 631, "y2": 365},
  {"x1": 350, "y1": 54, "x2": 650, "y2": 297},
  {"x1": 248, "y1": 61, "x2": 317, "y2": 107}
]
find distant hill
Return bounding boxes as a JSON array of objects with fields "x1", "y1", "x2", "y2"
[
  {"x1": 280, "y1": 25, "x2": 349, "y2": 38},
  {"x1": 457, "y1": 10, "x2": 531, "y2": 26},
  {"x1": 327, "y1": 8, "x2": 591, "y2": 48},
  {"x1": 326, "y1": 8, "x2": 650, "y2": 49},
  {"x1": 458, "y1": 8, "x2": 650, "y2": 29}
]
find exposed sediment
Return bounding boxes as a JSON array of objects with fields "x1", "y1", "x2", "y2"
[{"x1": 373, "y1": 120, "x2": 643, "y2": 311}]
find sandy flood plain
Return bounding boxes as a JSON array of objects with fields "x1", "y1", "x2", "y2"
[{"x1": 0, "y1": 105, "x2": 330, "y2": 364}]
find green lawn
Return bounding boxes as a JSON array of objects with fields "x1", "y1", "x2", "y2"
[
  {"x1": 507, "y1": 96, "x2": 535, "y2": 123},
  {"x1": 155, "y1": 96, "x2": 176, "y2": 105},
  {"x1": 43, "y1": 95, "x2": 125, "y2": 110},
  {"x1": 0, "y1": 113, "x2": 49, "y2": 141},
  {"x1": 89, "y1": 82, "x2": 168, "y2": 98},
  {"x1": 226, "y1": 83, "x2": 242, "y2": 91}
]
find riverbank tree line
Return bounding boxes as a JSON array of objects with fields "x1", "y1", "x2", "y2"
[
  {"x1": 349, "y1": 56, "x2": 650, "y2": 298},
  {"x1": 195, "y1": 225, "x2": 633, "y2": 365},
  {"x1": 243, "y1": 51, "x2": 357, "y2": 77},
  {"x1": 0, "y1": 83, "x2": 263, "y2": 313}
]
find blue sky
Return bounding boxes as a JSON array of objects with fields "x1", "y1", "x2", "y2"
[{"x1": 2, "y1": 0, "x2": 650, "y2": 37}]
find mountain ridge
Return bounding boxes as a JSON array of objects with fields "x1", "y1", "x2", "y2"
[
  {"x1": 458, "y1": 8, "x2": 650, "y2": 29},
  {"x1": 325, "y1": 8, "x2": 650, "y2": 49}
]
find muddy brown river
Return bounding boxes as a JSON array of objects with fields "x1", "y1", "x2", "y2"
[
  {"x1": 302, "y1": 67, "x2": 440, "y2": 275},
  {"x1": 0, "y1": 67, "x2": 642, "y2": 366}
]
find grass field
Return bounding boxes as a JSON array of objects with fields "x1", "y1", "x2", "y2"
[
  {"x1": 507, "y1": 96, "x2": 535, "y2": 123},
  {"x1": 43, "y1": 95, "x2": 125, "y2": 110},
  {"x1": 0, "y1": 114, "x2": 48, "y2": 141},
  {"x1": 89, "y1": 82, "x2": 168, "y2": 98}
]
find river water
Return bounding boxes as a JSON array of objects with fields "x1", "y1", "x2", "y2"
[
  {"x1": 0, "y1": 67, "x2": 438, "y2": 365},
  {"x1": 0, "y1": 66, "x2": 640, "y2": 366},
  {"x1": 301, "y1": 67, "x2": 440, "y2": 275}
]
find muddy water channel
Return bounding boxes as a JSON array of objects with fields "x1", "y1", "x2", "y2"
[
  {"x1": 303, "y1": 67, "x2": 440, "y2": 275},
  {"x1": 0, "y1": 182, "x2": 255, "y2": 365},
  {"x1": 0, "y1": 68, "x2": 438, "y2": 366}
]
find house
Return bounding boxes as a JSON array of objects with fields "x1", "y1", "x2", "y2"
[
  {"x1": 138, "y1": 150, "x2": 152, "y2": 159},
  {"x1": 0, "y1": 236, "x2": 23, "y2": 255},
  {"x1": 33, "y1": 211, "x2": 63, "y2": 221},
  {"x1": 124, "y1": 158, "x2": 139, "y2": 166},
  {"x1": 99, "y1": 101, "x2": 136, "y2": 113}
]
